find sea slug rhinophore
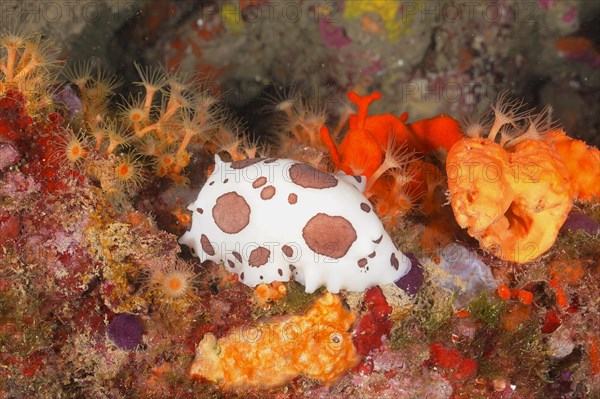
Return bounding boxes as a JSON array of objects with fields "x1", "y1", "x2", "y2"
[{"x1": 179, "y1": 155, "x2": 411, "y2": 293}]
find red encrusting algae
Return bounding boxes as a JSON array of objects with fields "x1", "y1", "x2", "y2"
[
  {"x1": 353, "y1": 286, "x2": 394, "y2": 356},
  {"x1": 428, "y1": 342, "x2": 478, "y2": 382}
]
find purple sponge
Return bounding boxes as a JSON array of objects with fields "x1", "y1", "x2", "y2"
[{"x1": 107, "y1": 313, "x2": 143, "y2": 351}]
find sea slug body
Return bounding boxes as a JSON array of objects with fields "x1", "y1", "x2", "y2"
[{"x1": 179, "y1": 156, "x2": 410, "y2": 293}]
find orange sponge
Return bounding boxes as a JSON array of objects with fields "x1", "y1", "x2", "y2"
[
  {"x1": 447, "y1": 137, "x2": 573, "y2": 263},
  {"x1": 544, "y1": 129, "x2": 600, "y2": 201}
]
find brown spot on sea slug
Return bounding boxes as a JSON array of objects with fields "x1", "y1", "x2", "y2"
[
  {"x1": 213, "y1": 192, "x2": 251, "y2": 234},
  {"x1": 253, "y1": 177, "x2": 267, "y2": 188},
  {"x1": 231, "y1": 158, "x2": 264, "y2": 169},
  {"x1": 289, "y1": 163, "x2": 338, "y2": 189},
  {"x1": 201, "y1": 234, "x2": 215, "y2": 255},
  {"x1": 249, "y1": 246, "x2": 271, "y2": 267},
  {"x1": 302, "y1": 213, "x2": 357, "y2": 259},
  {"x1": 261, "y1": 186, "x2": 276, "y2": 200}
]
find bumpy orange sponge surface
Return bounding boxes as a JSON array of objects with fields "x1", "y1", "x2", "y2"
[
  {"x1": 190, "y1": 293, "x2": 360, "y2": 390},
  {"x1": 544, "y1": 129, "x2": 600, "y2": 201},
  {"x1": 447, "y1": 138, "x2": 573, "y2": 263}
]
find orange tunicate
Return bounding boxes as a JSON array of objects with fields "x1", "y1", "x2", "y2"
[
  {"x1": 254, "y1": 283, "x2": 270, "y2": 300},
  {"x1": 549, "y1": 277, "x2": 569, "y2": 309},
  {"x1": 555, "y1": 36, "x2": 594, "y2": 54},
  {"x1": 497, "y1": 284, "x2": 511, "y2": 301},
  {"x1": 190, "y1": 293, "x2": 359, "y2": 390},
  {"x1": 254, "y1": 281, "x2": 287, "y2": 306},
  {"x1": 447, "y1": 137, "x2": 573, "y2": 263},
  {"x1": 544, "y1": 129, "x2": 600, "y2": 201},
  {"x1": 514, "y1": 289, "x2": 534, "y2": 305}
]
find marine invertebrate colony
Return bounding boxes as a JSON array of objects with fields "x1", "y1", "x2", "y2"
[
  {"x1": 446, "y1": 96, "x2": 576, "y2": 263},
  {"x1": 2, "y1": 13, "x2": 600, "y2": 398},
  {"x1": 179, "y1": 155, "x2": 411, "y2": 293},
  {"x1": 320, "y1": 90, "x2": 462, "y2": 225},
  {"x1": 447, "y1": 137, "x2": 573, "y2": 263},
  {"x1": 189, "y1": 292, "x2": 360, "y2": 390},
  {"x1": 321, "y1": 91, "x2": 463, "y2": 177},
  {"x1": 543, "y1": 129, "x2": 600, "y2": 201}
]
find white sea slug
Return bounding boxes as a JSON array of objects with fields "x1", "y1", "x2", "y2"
[{"x1": 179, "y1": 156, "x2": 411, "y2": 293}]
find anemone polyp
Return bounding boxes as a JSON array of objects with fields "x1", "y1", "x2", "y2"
[
  {"x1": 65, "y1": 138, "x2": 86, "y2": 163},
  {"x1": 118, "y1": 93, "x2": 148, "y2": 127},
  {"x1": 150, "y1": 260, "x2": 197, "y2": 301},
  {"x1": 155, "y1": 152, "x2": 175, "y2": 177},
  {"x1": 125, "y1": 105, "x2": 146, "y2": 124},
  {"x1": 162, "y1": 270, "x2": 191, "y2": 298},
  {"x1": 55, "y1": 129, "x2": 88, "y2": 166},
  {"x1": 114, "y1": 153, "x2": 145, "y2": 190}
]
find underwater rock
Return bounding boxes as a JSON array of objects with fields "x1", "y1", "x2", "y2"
[
  {"x1": 107, "y1": 313, "x2": 144, "y2": 351},
  {"x1": 434, "y1": 243, "x2": 498, "y2": 309},
  {"x1": 0, "y1": 143, "x2": 20, "y2": 170},
  {"x1": 428, "y1": 342, "x2": 477, "y2": 382},
  {"x1": 560, "y1": 210, "x2": 600, "y2": 236},
  {"x1": 319, "y1": 17, "x2": 352, "y2": 49},
  {"x1": 309, "y1": 343, "x2": 453, "y2": 399},
  {"x1": 0, "y1": 212, "x2": 20, "y2": 248},
  {"x1": 547, "y1": 327, "x2": 576, "y2": 359},
  {"x1": 0, "y1": 171, "x2": 40, "y2": 203}
]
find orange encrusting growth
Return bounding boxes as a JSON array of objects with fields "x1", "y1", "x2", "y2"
[
  {"x1": 545, "y1": 259, "x2": 586, "y2": 311},
  {"x1": 189, "y1": 293, "x2": 360, "y2": 391},
  {"x1": 446, "y1": 137, "x2": 573, "y2": 263},
  {"x1": 408, "y1": 114, "x2": 464, "y2": 155},
  {"x1": 544, "y1": 129, "x2": 600, "y2": 201},
  {"x1": 320, "y1": 92, "x2": 386, "y2": 177},
  {"x1": 254, "y1": 281, "x2": 287, "y2": 306},
  {"x1": 320, "y1": 91, "x2": 461, "y2": 222},
  {"x1": 590, "y1": 335, "x2": 600, "y2": 376},
  {"x1": 549, "y1": 278, "x2": 569, "y2": 310},
  {"x1": 497, "y1": 284, "x2": 534, "y2": 305},
  {"x1": 498, "y1": 284, "x2": 511, "y2": 301},
  {"x1": 321, "y1": 91, "x2": 462, "y2": 179}
]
